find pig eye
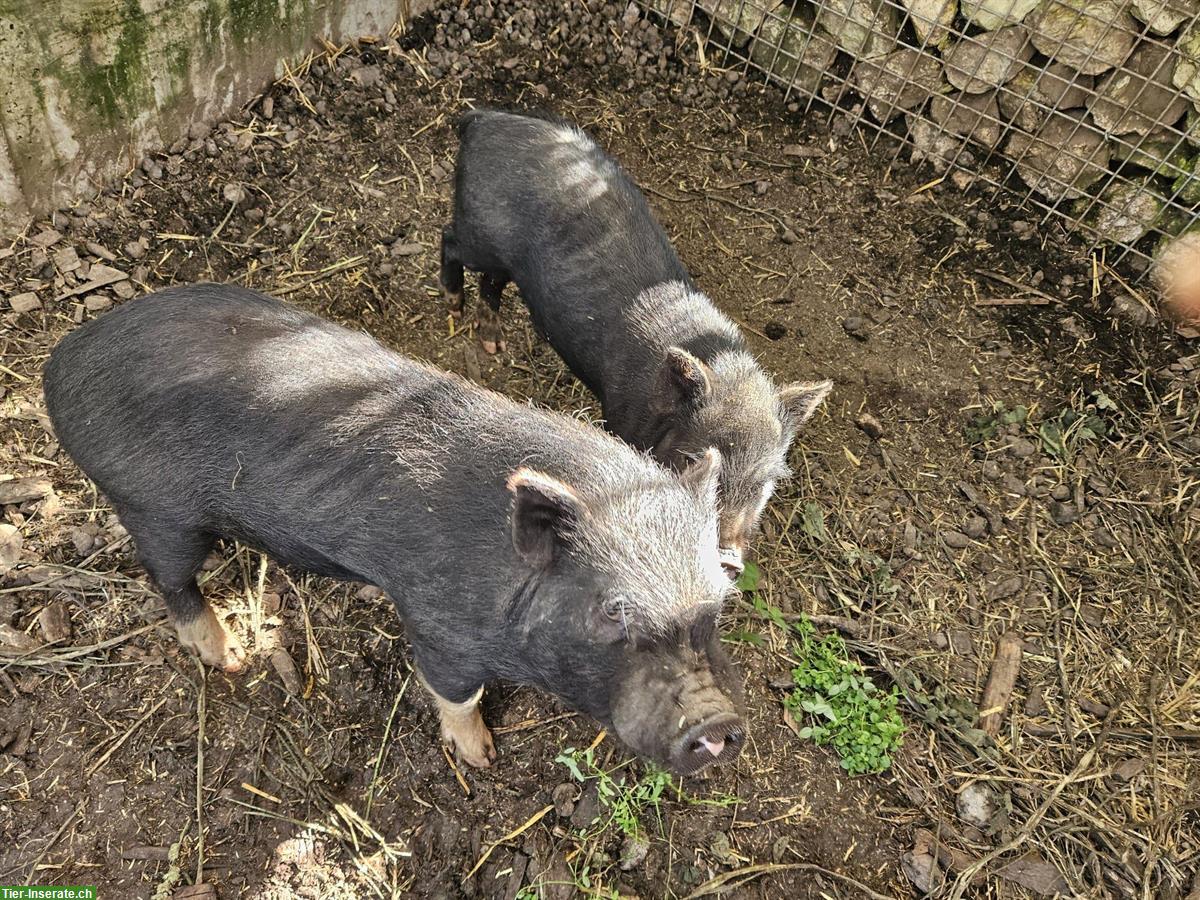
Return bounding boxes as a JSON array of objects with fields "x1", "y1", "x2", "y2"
[{"x1": 602, "y1": 597, "x2": 625, "y2": 622}]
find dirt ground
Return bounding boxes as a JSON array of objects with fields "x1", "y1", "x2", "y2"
[{"x1": 1, "y1": 1, "x2": 1198, "y2": 898}]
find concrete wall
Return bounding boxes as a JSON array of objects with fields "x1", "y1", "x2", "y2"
[{"x1": 0, "y1": 0, "x2": 418, "y2": 233}]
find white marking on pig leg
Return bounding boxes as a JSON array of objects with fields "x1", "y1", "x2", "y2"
[
  {"x1": 174, "y1": 605, "x2": 246, "y2": 673},
  {"x1": 426, "y1": 682, "x2": 495, "y2": 769}
]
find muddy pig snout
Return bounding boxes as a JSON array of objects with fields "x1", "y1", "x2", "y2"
[{"x1": 673, "y1": 711, "x2": 745, "y2": 775}]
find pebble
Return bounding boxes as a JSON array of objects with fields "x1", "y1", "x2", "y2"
[
  {"x1": 941, "y1": 530, "x2": 970, "y2": 549},
  {"x1": 1049, "y1": 501, "x2": 1080, "y2": 525},
  {"x1": 962, "y1": 516, "x2": 987, "y2": 539},
  {"x1": 390, "y1": 242, "x2": 424, "y2": 257},
  {"x1": 1050, "y1": 484, "x2": 1071, "y2": 501},
  {"x1": 841, "y1": 316, "x2": 869, "y2": 341},
  {"x1": 84, "y1": 295, "x2": 113, "y2": 312},
  {"x1": 9, "y1": 292, "x2": 41, "y2": 313},
  {"x1": 957, "y1": 782, "x2": 1000, "y2": 831},
  {"x1": 551, "y1": 782, "x2": 577, "y2": 817},
  {"x1": 763, "y1": 321, "x2": 787, "y2": 340},
  {"x1": 855, "y1": 412, "x2": 885, "y2": 440},
  {"x1": 1008, "y1": 438, "x2": 1036, "y2": 458},
  {"x1": 1001, "y1": 474, "x2": 1027, "y2": 496},
  {"x1": 124, "y1": 240, "x2": 146, "y2": 260}
]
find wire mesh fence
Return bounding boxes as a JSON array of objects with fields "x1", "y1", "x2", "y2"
[{"x1": 647, "y1": 0, "x2": 1200, "y2": 283}]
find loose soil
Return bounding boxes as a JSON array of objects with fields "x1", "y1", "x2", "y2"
[{"x1": 1, "y1": 2, "x2": 1197, "y2": 898}]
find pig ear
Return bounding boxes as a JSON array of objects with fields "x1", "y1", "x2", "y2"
[
  {"x1": 678, "y1": 447, "x2": 722, "y2": 502},
  {"x1": 779, "y1": 380, "x2": 833, "y2": 426},
  {"x1": 658, "y1": 347, "x2": 712, "y2": 409},
  {"x1": 507, "y1": 468, "x2": 587, "y2": 568}
]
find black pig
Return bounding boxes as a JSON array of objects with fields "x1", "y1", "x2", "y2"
[
  {"x1": 442, "y1": 109, "x2": 832, "y2": 572},
  {"x1": 43, "y1": 283, "x2": 745, "y2": 775}
]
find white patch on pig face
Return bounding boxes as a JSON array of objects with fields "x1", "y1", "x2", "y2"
[{"x1": 558, "y1": 156, "x2": 609, "y2": 203}]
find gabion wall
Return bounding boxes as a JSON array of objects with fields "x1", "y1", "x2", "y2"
[{"x1": 650, "y1": 0, "x2": 1200, "y2": 279}]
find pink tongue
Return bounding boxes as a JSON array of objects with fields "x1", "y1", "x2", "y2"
[{"x1": 700, "y1": 736, "x2": 726, "y2": 758}]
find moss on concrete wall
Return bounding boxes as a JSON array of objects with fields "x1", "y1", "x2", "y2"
[{"x1": 0, "y1": 0, "x2": 415, "y2": 232}]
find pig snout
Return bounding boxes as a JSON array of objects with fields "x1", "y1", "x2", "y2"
[
  {"x1": 611, "y1": 651, "x2": 746, "y2": 777},
  {"x1": 674, "y1": 710, "x2": 745, "y2": 774}
]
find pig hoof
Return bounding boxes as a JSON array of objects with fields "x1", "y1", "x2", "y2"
[
  {"x1": 446, "y1": 291, "x2": 464, "y2": 319},
  {"x1": 480, "y1": 338, "x2": 499, "y2": 356},
  {"x1": 176, "y1": 608, "x2": 246, "y2": 674},
  {"x1": 443, "y1": 722, "x2": 496, "y2": 769}
]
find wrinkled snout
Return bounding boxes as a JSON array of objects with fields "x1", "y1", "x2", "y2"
[
  {"x1": 610, "y1": 640, "x2": 747, "y2": 777},
  {"x1": 673, "y1": 711, "x2": 745, "y2": 774}
]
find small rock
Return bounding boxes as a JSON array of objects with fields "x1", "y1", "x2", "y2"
[
  {"x1": 9, "y1": 292, "x2": 41, "y2": 313},
  {"x1": 941, "y1": 530, "x2": 971, "y2": 549},
  {"x1": 124, "y1": 240, "x2": 146, "y2": 260},
  {"x1": 270, "y1": 647, "x2": 303, "y2": 695},
  {"x1": 223, "y1": 183, "x2": 247, "y2": 205},
  {"x1": 1001, "y1": 473, "x2": 1027, "y2": 496},
  {"x1": 551, "y1": 782, "x2": 577, "y2": 817},
  {"x1": 390, "y1": 242, "x2": 424, "y2": 257},
  {"x1": 355, "y1": 585, "x2": 384, "y2": 601},
  {"x1": 1008, "y1": 437, "x2": 1036, "y2": 458},
  {"x1": 1112, "y1": 758, "x2": 1146, "y2": 782},
  {"x1": 0, "y1": 477, "x2": 53, "y2": 506},
  {"x1": 957, "y1": 781, "x2": 999, "y2": 830},
  {"x1": 901, "y1": 830, "x2": 941, "y2": 893},
  {"x1": 763, "y1": 321, "x2": 787, "y2": 340},
  {"x1": 1024, "y1": 683, "x2": 1047, "y2": 717},
  {"x1": 1049, "y1": 501, "x2": 1080, "y2": 525},
  {"x1": 1110, "y1": 293, "x2": 1153, "y2": 326},
  {"x1": 854, "y1": 412, "x2": 885, "y2": 440},
  {"x1": 570, "y1": 782, "x2": 600, "y2": 829},
  {"x1": 84, "y1": 295, "x2": 113, "y2": 312},
  {"x1": 113, "y1": 280, "x2": 136, "y2": 300},
  {"x1": 261, "y1": 95, "x2": 274, "y2": 119},
  {"x1": 53, "y1": 247, "x2": 81, "y2": 272},
  {"x1": 841, "y1": 316, "x2": 869, "y2": 341},
  {"x1": 963, "y1": 516, "x2": 987, "y2": 539},
  {"x1": 70, "y1": 528, "x2": 96, "y2": 556},
  {"x1": 1028, "y1": 0, "x2": 1137, "y2": 75},
  {"x1": 85, "y1": 241, "x2": 117, "y2": 261},
  {"x1": 38, "y1": 601, "x2": 72, "y2": 643},
  {"x1": 987, "y1": 575, "x2": 1023, "y2": 601},
  {"x1": 708, "y1": 831, "x2": 737, "y2": 866},
  {"x1": 1050, "y1": 484, "x2": 1071, "y2": 501},
  {"x1": 30, "y1": 228, "x2": 62, "y2": 248}
]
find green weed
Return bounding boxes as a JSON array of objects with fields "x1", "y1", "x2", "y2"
[{"x1": 785, "y1": 615, "x2": 905, "y2": 775}]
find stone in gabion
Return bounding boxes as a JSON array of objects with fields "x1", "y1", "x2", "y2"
[
  {"x1": 1091, "y1": 41, "x2": 1189, "y2": 136},
  {"x1": 854, "y1": 48, "x2": 946, "y2": 122},
  {"x1": 1027, "y1": 0, "x2": 1138, "y2": 77},
  {"x1": 1007, "y1": 109, "x2": 1112, "y2": 200},
  {"x1": 998, "y1": 63, "x2": 1095, "y2": 131},
  {"x1": 904, "y1": 0, "x2": 958, "y2": 48},
  {"x1": 1078, "y1": 179, "x2": 1166, "y2": 244},
  {"x1": 1131, "y1": 0, "x2": 1194, "y2": 37},
  {"x1": 1110, "y1": 127, "x2": 1192, "y2": 175},
  {"x1": 908, "y1": 115, "x2": 969, "y2": 170},
  {"x1": 653, "y1": 0, "x2": 696, "y2": 27},
  {"x1": 944, "y1": 26, "x2": 1033, "y2": 94},
  {"x1": 752, "y1": 12, "x2": 840, "y2": 96},
  {"x1": 699, "y1": 0, "x2": 784, "y2": 46},
  {"x1": 931, "y1": 90, "x2": 1005, "y2": 148},
  {"x1": 1173, "y1": 21, "x2": 1200, "y2": 109},
  {"x1": 1171, "y1": 154, "x2": 1200, "y2": 205},
  {"x1": 817, "y1": 0, "x2": 900, "y2": 59},
  {"x1": 961, "y1": 0, "x2": 1040, "y2": 30}
]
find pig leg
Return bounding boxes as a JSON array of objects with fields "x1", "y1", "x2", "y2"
[
  {"x1": 118, "y1": 507, "x2": 246, "y2": 673},
  {"x1": 478, "y1": 270, "x2": 508, "y2": 355},
  {"x1": 417, "y1": 669, "x2": 496, "y2": 768},
  {"x1": 440, "y1": 226, "x2": 466, "y2": 321}
]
